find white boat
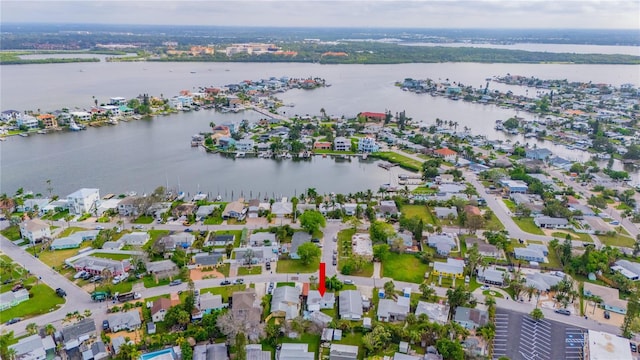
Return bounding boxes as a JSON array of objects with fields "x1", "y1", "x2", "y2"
[
  {"x1": 69, "y1": 120, "x2": 81, "y2": 131},
  {"x1": 215, "y1": 195, "x2": 222, "y2": 201},
  {"x1": 235, "y1": 152, "x2": 246, "y2": 158}
]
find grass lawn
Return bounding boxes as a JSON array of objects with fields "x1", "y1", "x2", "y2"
[
  {"x1": 39, "y1": 244, "x2": 91, "y2": 268},
  {"x1": 400, "y1": 205, "x2": 431, "y2": 223},
  {"x1": 337, "y1": 228, "x2": 374, "y2": 277},
  {"x1": 551, "y1": 231, "x2": 593, "y2": 243},
  {"x1": 203, "y1": 217, "x2": 223, "y2": 225},
  {"x1": 91, "y1": 252, "x2": 134, "y2": 261},
  {"x1": 503, "y1": 199, "x2": 516, "y2": 212},
  {"x1": 201, "y1": 284, "x2": 246, "y2": 302},
  {"x1": 483, "y1": 290, "x2": 504, "y2": 298},
  {"x1": 143, "y1": 275, "x2": 171, "y2": 288},
  {"x1": 598, "y1": 233, "x2": 636, "y2": 247},
  {"x1": 95, "y1": 280, "x2": 133, "y2": 294},
  {"x1": 512, "y1": 217, "x2": 545, "y2": 235},
  {"x1": 0, "y1": 283, "x2": 65, "y2": 322},
  {"x1": 544, "y1": 249, "x2": 563, "y2": 269},
  {"x1": 483, "y1": 211, "x2": 505, "y2": 231},
  {"x1": 133, "y1": 215, "x2": 154, "y2": 224},
  {"x1": 371, "y1": 151, "x2": 423, "y2": 172},
  {"x1": 0, "y1": 225, "x2": 22, "y2": 241},
  {"x1": 382, "y1": 253, "x2": 429, "y2": 283},
  {"x1": 237, "y1": 266, "x2": 262, "y2": 276},
  {"x1": 58, "y1": 226, "x2": 88, "y2": 238},
  {"x1": 276, "y1": 259, "x2": 319, "y2": 274}
]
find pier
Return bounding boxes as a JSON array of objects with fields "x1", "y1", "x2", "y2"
[{"x1": 249, "y1": 105, "x2": 290, "y2": 122}]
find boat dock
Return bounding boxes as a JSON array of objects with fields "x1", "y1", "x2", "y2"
[
  {"x1": 378, "y1": 161, "x2": 398, "y2": 170},
  {"x1": 249, "y1": 105, "x2": 289, "y2": 122}
]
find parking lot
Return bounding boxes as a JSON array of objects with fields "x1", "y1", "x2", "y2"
[{"x1": 493, "y1": 308, "x2": 586, "y2": 360}]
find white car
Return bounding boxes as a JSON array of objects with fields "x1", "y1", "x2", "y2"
[
  {"x1": 95, "y1": 226, "x2": 105, "y2": 230},
  {"x1": 73, "y1": 271, "x2": 87, "y2": 279},
  {"x1": 481, "y1": 285, "x2": 490, "y2": 290}
]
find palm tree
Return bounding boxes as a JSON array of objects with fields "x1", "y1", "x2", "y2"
[
  {"x1": 44, "y1": 324, "x2": 56, "y2": 336},
  {"x1": 26, "y1": 323, "x2": 38, "y2": 335},
  {"x1": 525, "y1": 285, "x2": 537, "y2": 301}
]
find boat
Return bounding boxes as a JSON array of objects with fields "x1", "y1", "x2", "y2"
[
  {"x1": 216, "y1": 195, "x2": 222, "y2": 201},
  {"x1": 69, "y1": 120, "x2": 82, "y2": 131},
  {"x1": 235, "y1": 152, "x2": 246, "y2": 158},
  {"x1": 176, "y1": 192, "x2": 185, "y2": 201},
  {"x1": 37, "y1": 130, "x2": 47, "y2": 134},
  {"x1": 108, "y1": 118, "x2": 119, "y2": 125},
  {"x1": 191, "y1": 134, "x2": 204, "y2": 147},
  {"x1": 19, "y1": 133, "x2": 29, "y2": 137},
  {"x1": 190, "y1": 71, "x2": 196, "y2": 74}
]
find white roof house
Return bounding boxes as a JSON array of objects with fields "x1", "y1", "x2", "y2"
[
  {"x1": 414, "y1": 301, "x2": 449, "y2": 325},
  {"x1": 377, "y1": 297, "x2": 410, "y2": 322},
  {"x1": 613, "y1": 260, "x2": 640, "y2": 281},
  {"x1": 279, "y1": 343, "x2": 314, "y2": 360},
  {"x1": 8, "y1": 334, "x2": 55, "y2": 360},
  {"x1": 120, "y1": 232, "x2": 150, "y2": 246},
  {"x1": 339, "y1": 290, "x2": 363, "y2": 320},
  {"x1": 19, "y1": 219, "x2": 51, "y2": 244},
  {"x1": 432, "y1": 258, "x2": 465, "y2": 278},
  {"x1": 270, "y1": 286, "x2": 300, "y2": 320},
  {"x1": 585, "y1": 330, "x2": 633, "y2": 360},
  {"x1": 329, "y1": 344, "x2": 359, "y2": 360},
  {"x1": 307, "y1": 290, "x2": 335, "y2": 312},
  {"x1": 107, "y1": 310, "x2": 142, "y2": 332}
]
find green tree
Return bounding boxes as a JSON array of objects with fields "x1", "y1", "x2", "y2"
[
  {"x1": 530, "y1": 308, "x2": 544, "y2": 321},
  {"x1": 465, "y1": 243, "x2": 481, "y2": 276},
  {"x1": 362, "y1": 325, "x2": 392, "y2": 354},
  {"x1": 446, "y1": 286, "x2": 472, "y2": 320},
  {"x1": 435, "y1": 338, "x2": 465, "y2": 360},
  {"x1": 298, "y1": 210, "x2": 326, "y2": 234},
  {"x1": 419, "y1": 282, "x2": 436, "y2": 301},
  {"x1": 26, "y1": 323, "x2": 38, "y2": 335},
  {"x1": 384, "y1": 280, "x2": 395, "y2": 296},
  {"x1": 296, "y1": 242, "x2": 321, "y2": 265},
  {"x1": 373, "y1": 243, "x2": 390, "y2": 261}
]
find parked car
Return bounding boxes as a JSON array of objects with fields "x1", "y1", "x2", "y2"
[
  {"x1": 133, "y1": 225, "x2": 145, "y2": 230},
  {"x1": 265, "y1": 262, "x2": 271, "y2": 270},
  {"x1": 220, "y1": 280, "x2": 231, "y2": 286},
  {"x1": 55, "y1": 288, "x2": 67, "y2": 297},
  {"x1": 481, "y1": 285, "x2": 490, "y2": 291},
  {"x1": 343, "y1": 279, "x2": 353, "y2": 285},
  {"x1": 604, "y1": 310, "x2": 611, "y2": 319},
  {"x1": 554, "y1": 309, "x2": 571, "y2": 316},
  {"x1": 311, "y1": 238, "x2": 320, "y2": 243},
  {"x1": 631, "y1": 343, "x2": 637, "y2": 352},
  {"x1": 3, "y1": 279, "x2": 13, "y2": 285},
  {"x1": 102, "y1": 320, "x2": 110, "y2": 331},
  {"x1": 169, "y1": 279, "x2": 182, "y2": 286},
  {"x1": 184, "y1": 228, "x2": 193, "y2": 232},
  {"x1": 234, "y1": 279, "x2": 244, "y2": 285},
  {"x1": 74, "y1": 271, "x2": 87, "y2": 279},
  {"x1": 332, "y1": 259, "x2": 337, "y2": 266},
  {"x1": 6, "y1": 318, "x2": 21, "y2": 325},
  {"x1": 95, "y1": 226, "x2": 105, "y2": 230}
]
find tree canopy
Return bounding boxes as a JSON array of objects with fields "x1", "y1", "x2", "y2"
[{"x1": 299, "y1": 210, "x2": 326, "y2": 234}]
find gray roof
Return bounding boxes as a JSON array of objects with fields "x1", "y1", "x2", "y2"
[
  {"x1": 194, "y1": 343, "x2": 228, "y2": 360},
  {"x1": 378, "y1": 298, "x2": 410, "y2": 319},
  {"x1": 454, "y1": 306, "x2": 488, "y2": 328},
  {"x1": 9, "y1": 335, "x2": 55, "y2": 358},
  {"x1": 61, "y1": 318, "x2": 96, "y2": 343},
  {"x1": 271, "y1": 202, "x2": 293, "y2": 215},
  {"x1": 433, "y1": 259, "x2": 464, "y2": 275},
  {"x1": 196, "y1": 205, "x2": 217, "y2": 217},
  {"x1": 477, "y1": 268, "x2": 506, "y2": 283},
  {"x1": 194, "y1": 253, "x2": 223, "y2": 266},
  {"x1": 434, "y1": 207, "x2": 457, "y2": 218},
  {"x1": 307, "y1": 290, "x2": 335, "y2": 307},
  {"x1": 111, "y1": 336, "x2": 127, "y2": 354},
  {"x1": 615, "y1": 260, "x2": 640, "y2": 276},
  {"x1": 245, "y1": 344, "x2": 271, "y2": 360},
  {"x1": 291, "y1": 232, "x2": 312, "y2": 254},
  {"x1": 534, "y1": 216, "x2": 569, "y2": 226},
  {"x1": 271, "y1": 286, "x2": 300, "y2": 320},
  {"x1": 279, "y1": 343, "x2": 314, "y2": 360},
  {"x1": 308, "y1": 310, "x2": 332, "y2": 326},
  {"x1": 415, "y1": 301, "x2": 449, "y2": 325},
  {"x1": 525, "y1": 272, "x2": 563, "y2": 291},
  {"x1": 339, "y1": 290, "x2": 363, "y2": 319},
  {"x1": 249, "y1": 233, "x2": 275, "y2": 245},
  {"x1": 514, "y1": 247, "x2": 545, "y2": 260},
  {"x1": 427, "y1": 234, "x2": 456, "y2": 248},
  {"x1": 120, "y1": 232, "x2": 150, "y2": 245},
  {"x1": 107, "y1": 310, "x2": 141, "y2": 330},
  {"x1": 199, "y1": 293, "x2": 225, "y2": 310},
  {"x1": 146, "y1": 260, "x2": 178, "y2": 273},
  {"x1": 330, "y1": 344, "x2": 359, "y2": 357}
]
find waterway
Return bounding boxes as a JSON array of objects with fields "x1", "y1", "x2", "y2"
[
  {"x1": 400, "y1": 42, "x2": 640, "y2": 56},
  {"x1": 1, "y1": 59, "x2": 640, "y2": 196}
]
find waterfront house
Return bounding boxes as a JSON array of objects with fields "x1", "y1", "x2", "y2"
[
  {"x1": 218, "y1": 137, "x2": 236, "y2": 150},
  {"x1": 66, "y1": 188, "x2": 100, "y2": 215},
  {"x1": 1, "y1": 109, "x2": 21, "y2": 122},
  {"x1": 116, "y1": 196, "x2": 140, "y2": 217},
  {"x1": 151, "y1": 298, "x2": 172, "y2": 322},
  {"x1": 107, "y1": 310, "x2": 142, "y2": 332},
  {"x1": 236, "y1": 138, "x2": 255, "y2": 152},
  {"x1": 434, "y1": 206, "x2": 457, "y2": 219},
  {"x1": 357, "y1": 136, "x2": 380, "y2": 153},
  {"x1": 377, "y1": 297, "x2": 410, "y2": 322},
  {"x1": 525, "y1": 148, "x2": 553, "y2": 161},
  {"x1": 271, "y1": 286, "x2": 301, "y2": 320},
  {"x1": 73, "y1": 256, "x2": 131, "y2": 276},
  {"x1": 290, "y1": 232, "x2": 312, "y2": 259},
  {"x1": 0, "y1": 289, "x2": 29, "y2": 311},
  {"x1": 37, "y1": 114, "x2": 58, "y2": 128},
  {"x1": 454, "y1": 306, "x2": 488, "y2": 329},
  {"x1": 271, "y1": 201, "x2": 293, "y2": 218},
  {"x1": 534, "y1": 216, "x2": 570, "y2": 229},
  {"x1": 431, "y1": 258, "x2": 465, "y2": 279},
  {"x1": 359, "y1": 112, "x2": 386, "y2": 121},
  {"x1": 19, "y1": 219, "x2": 51, "y2": 244},
  {"x1": 195, "y1": 204, "x2": 217, "y2": 219},
  {"x1": 248, "y1": 199, "x2": 260, "y2": 218},
  {"x1": 222, "y1": 201, "x2": 246, "y2": 220},
  {"x1": 433, "y1": 148, "x2": 458, "y2": 162},
  {"x1": 8, "y1": 334, "x2": 56, "y2": 360},
  {"x1": 17, "y1": 115, "x2": 39, "y2": 129},
  {"x1": 339, "y1": 290, "x2": 363, "y2": 320},
  {"x1": 415, "y1": 301, "x2": 449, "y2": 325},
  {"x1": 172, "y1": 203, "x2": 196, "y2": 218},
  {"x1": 333, "y1": 137, "x2": 350, "y2": 151},
  {"x1": 70, "y1": 111, "x2": 91, "y2": 122}
]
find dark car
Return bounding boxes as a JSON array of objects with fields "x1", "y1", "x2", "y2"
[
  {"x1": 554, "y1": 309, "x2": 571, "y2": 316},
  {"x1": 55, "y1": 288, "x2": 67, "y2": 297},
  {"x1": 631, "y1": 343, "x2": 637, "y2": 352},
  {"x1": 220, "y1": 280, "x2": 231, "y2": 286},
  {"x1": 2, "y1": 279, "x2": 13, "y2": 285},
  {"x1": 184, "y1": 228, "x2": 193, "y2": 232},
  {"x1": 332, "y1": 259, "x2": 337, "y2": 266},
  {"x1": 311, "y1": 238, "x2": 320, "y2": 243},
  {"x1": 234, "y1": 279, "x2": 244, "y2": 285},
  {"x1": 6, "y1": 318, "x2": 21, "y2": 325},
  {"x1": 604, "y1": 311, "x2": 611, "y2": 319},
  {"x1": 102, "y1": 320, "x2": 110, "y2": 331}
]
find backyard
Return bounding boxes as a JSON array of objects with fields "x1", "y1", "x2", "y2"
[
  {"x1": 401, "y1": 204, "x2": 437, "y2": 225},
  {"x1": 382, "y1": 252, "x2": 429, "y2": 284},
  {"x1": 200, "y1": 284, "x2": 246, "y2": 302},
  {"x1": 276, "y1": 258, "x2": 319, "y2": 274},
  {"x1": 0, "y1": 283, "x2": 65, "y2": 322},
  {"x1": 39, "y1": 243, "x2": 92, "y2": 268}
]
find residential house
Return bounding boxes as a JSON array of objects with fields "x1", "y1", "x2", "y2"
[
  {"x1": 357, "y1": 137, "x2": 380, "y2": 153},
  {"x1": 465, "y1": 238, "x2": 500, "y2": 258},
  {"x1": 434, "y1": 207, "x2": 457, "y2": 219},
  {"x1": 514, "y1": 246, "x2": 546, "y2": 263},
  {"x1": 66, "y1": 188, "x2": 100, "y2": 215},
  {"x1": 196, "y1": 205, "x2": 217, "y2": 219},
  {"x1": 193, "y1": 344, "x2": 228, "y2": 360},
  {"x1": 377, "y1": 297, "x2": 410, "y2": 322},
  {"x1": 378, "y1": 200, "x2": 400, "y2": 217},
  {"x1": 271, "y1": 201, "x2": 293, "y2": 218},
  {"x1": 17, "y1": 115, "x2": 39, "y2": 129},
  {"x1": 70, "y1": 111, "x2": 91, "y2": 122},
  {"x1": 279, "y1": 343, "x2": 314, "y2": 360},
  {"x1": 156, "y1": 233, "x2": 196, "y2": 252},
  {"x1": 388, "y1": 232, "x2": 413, "y2": 249},
  {"x1": 464, "y1": 205, "x2": 481, "y2": 217},
  {"x1": 249, "y1": 233, "x2": 275, "y2": 246},
  {"x1": 329, "y1": 344, "x2": 359, "y2": 360},
  {"x1": 583, "y1": 282, "x2": 628, "y2": 315},
  {"x1": 247, "y1": 199, "x2": 260, "y2": 218},
  {"x1": 212, "y1": 234, "x2": 234, "y2": 246},
  {"x1": 19, "y1": 219, "x2": 51, "y2": 244},
  {"x1": 61, "y1": 318, "x2": 96, "y2": 348},
  {"x1": 8, "y1": 334, "x2": 56, "y2": 360},
  {"x1": 73, "y1": 256, "x2": 130, "y2": 276},
  {"x1": 569, "y1": 204, "x2": 596, "y2": 218},
  {"x1": 308, "y1": 310, "x2": 333, "y2": 327},
  {"x1": 414, "y1": 301, "x2": 449, "y2": 325},
  {"x1": 454, "y1": 306, "x2": 488, "y2": 329},
  {"x1": 193, "y1": 252, "x2": 223, "y2": 267},
  {"x1": 198, "y1": 293, "x2": 227, "y2": 314},
  {"x1": 431, "y1": 258, "x2": 465, "y2": 279},
  {"x1": 499, "y1": 180, "x2": 528, "y2": 194},
  {"x1": 359, "y1": 111, "x2": 386, "y2": 121},
  {"x1": 20, "y1": 198, "x2": 51, "y2": 216},
  {"x1": 120, "y1": 232, "x2": 150, "y2": 246},
  {"x1": 117, "y1": 196, "x2": 140, "y2": 217},
  {"x1": 151, "y1": 298, "x2": 172, "y2": 322},
  {"x1": 145, "y1": 260, "x2": 179, "y2": 279},
  {"x1": 525, "y1": 148, "x2": 553, "y2": 160},
  {"x1": 0, "y1": 289, "x2": 30, "y2": 311},
  {"x1": 433, "y1": 148, "x2": 458, "y2": 162},
  {"x1": 314, "y1": 141, "x2": 332, "y2": 150},
  {"x1": 307, "y1": 290, "x2": 335, "y2": 311},
  {"x1": 342, "y1": 203, "x2": 365, "y2": 216},
  {"x1": 477, "y1": 268, "x2": 507, "y2": 286},
  {"x1": 51, "y1": 230, "x2": 100, "y2": 250},
  {"x1": 107, "y1": 310, "x2": 142, "y2": 332},
  {"x1": 271, "y1": 286, "x2": 301, "y2": 320},
  {"x1": 232, "y1": 290, "x2": 262, "y2": 327},
  {"x1": 102, "y1": 240, "x2": 124, "y2": 250},
  {"x1": 534, "y1": 216, "x2": 570, "y2": 229},
  {"x1": 172, "y1": 203, "x2": 196, "y2": 218},
  {"x1": 426, "y1": 233, "x2": 457, "y2": 256},
  {"x1": 235, "y1": 247, "x2": 269, "y2": 265},
  {"x1": 333, "y1": 137, "x2": 350, "y2": 151},
  {"x1": 290, "y1": 232, "x2": 312, "y2": 259},
  {"x1": 236, "y1": 138, "x2": 255, "y2": 152},
  {"x1": 612, "y1": 260, "x2": 640, "y2": 281},
  {"x1": 525, "y1": 272, "x2": 564, "y2": 291},
  {"x1": 245, "y1": 344, "x2": 271, "y2": 360},
  {"x1": 339, "y1": 290, "x2": 363, "y2": 320},
  {"x1": 222, "y1": 201, "x2": 246, "y2": 220}
]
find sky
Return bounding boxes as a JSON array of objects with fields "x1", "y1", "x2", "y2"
[{"x1": 2, "y1": 0, "x2": 639, "y2": 29}]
